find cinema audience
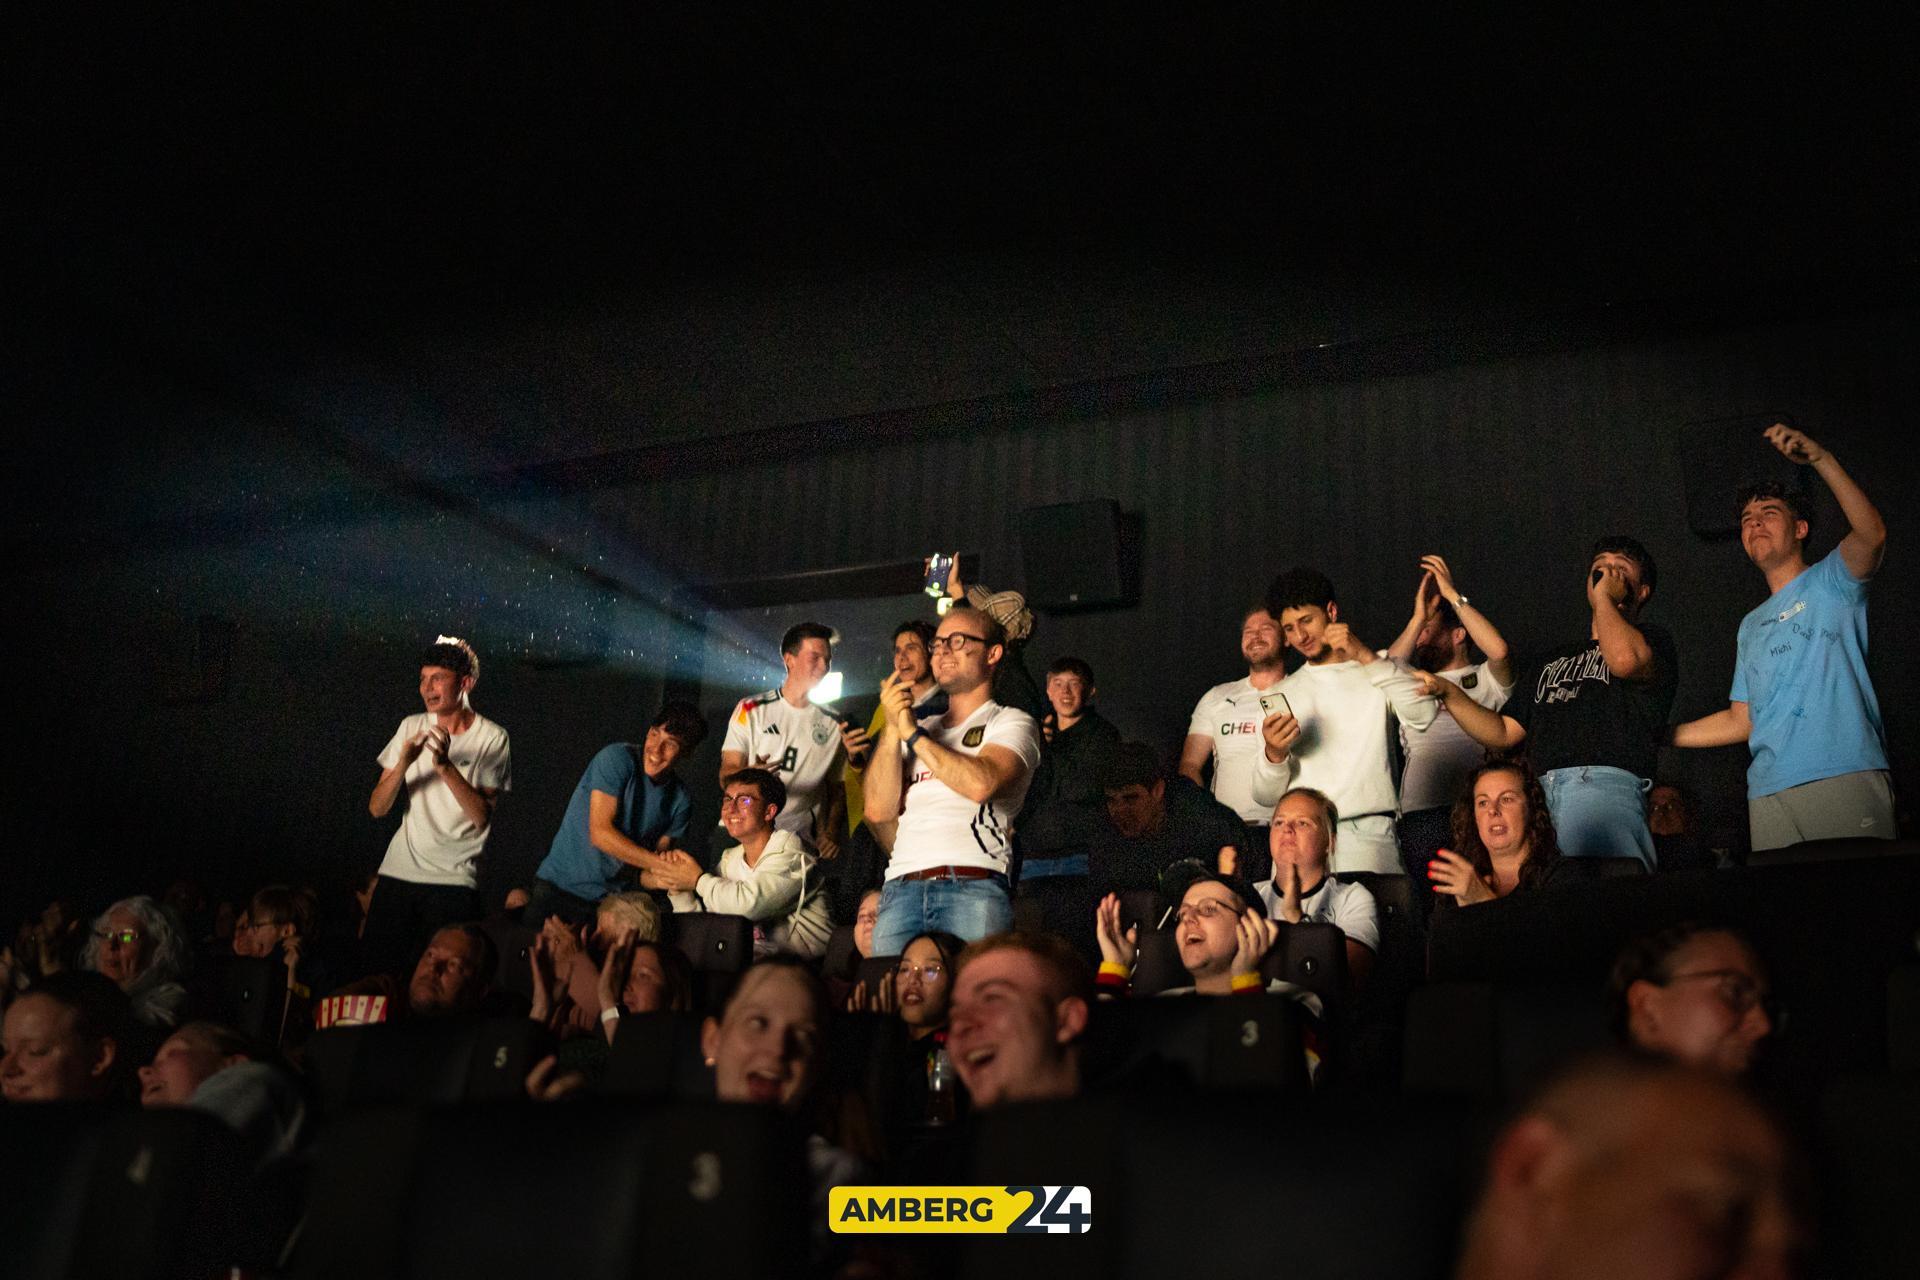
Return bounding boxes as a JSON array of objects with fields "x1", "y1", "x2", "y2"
[
  {"x1": 1250, "y1": 787, "x2": 1378, "y2": 989},
  {"x1": 82, "y1": 895, "x2": 193, "y2": 1029},
  {"x1": 1, "y1": 971, "x2": 135, "y2": 1103},
  {"x1": 1428, "y1": 759, "x2": 1576, "y2": 911},
  {"x1": 1608, "y1": 922, "x2": 1775, "y2": 1076},
  {"x1": 322, "y1": 923, "x2": 496, "y2": 1025},
  {"x1": 1092, "y1": 871, "x2": 1311, "y2": 1007}
]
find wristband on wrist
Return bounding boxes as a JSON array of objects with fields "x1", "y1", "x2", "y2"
[
  {"x1": 1097, "y1": 960, "x2": 1131, "y2": 979},
  {"x1": 1229, "y1": 971, "x2": 1263, "y2": 992},
  {"x1": 906, "y1": 727, "x2": 928, "y2": 751},
  {"x1": 600, "y1": 1005, "x2": 621, "y2": 1025}
]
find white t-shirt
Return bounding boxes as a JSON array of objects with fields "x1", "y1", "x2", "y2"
[
  {"x1": 375, "y1": 711, "x2": 512, "y2": 888},
  {"x1": 1399, "y1": 661, "x2": 1513, "y2": 812},
  {"x1": 1249, "y1": 658, "x2": 1439, "y2": 819},
  {"x1": 887, "y1": 700, "x2": 1043, "y2": 878},
  {"x1": 1255, "y1": 873, "x2": 1380, "y2": 954},
  {"x1": 722, "y1": 690, "x2": 847, "y2": 835},
  {"x1": 1188, "y1": 676, "x2": 1287, "y2": 823}
]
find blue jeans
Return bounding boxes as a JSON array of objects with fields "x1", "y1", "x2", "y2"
[
  {"x1": 872, "y1": 872, "x2": 1012, "y2": 956},
  {"x1": 1539, "y1": 766, "x2": 1656, "y2": 869}
]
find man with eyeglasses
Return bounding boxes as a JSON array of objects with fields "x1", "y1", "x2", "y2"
[
  {"x1": 650, "y1": 768, "x2": 832, "y2": 959},
  {"x1": 864, "y1": 605, "x2": 1043, "y2": 953},
  {"x1": 526, "y1": 701, "x2": 709, "y2": 930}
]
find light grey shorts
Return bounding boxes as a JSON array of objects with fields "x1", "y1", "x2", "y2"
[{"x1": 1749, "y1": 769, "x2": 1896, "y2": 852}]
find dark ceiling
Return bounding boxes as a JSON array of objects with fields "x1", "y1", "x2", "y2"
[{"x1": 9, "y1": 4, "x2": 1918, "y2": 498}]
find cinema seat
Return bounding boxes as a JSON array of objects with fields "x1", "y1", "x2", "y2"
[
  {"x1": 1748, "y1": 836, "x2": 1919, "y2": 868},
  {"x1": 1260, "y1": 921, "x2": 1349, "y2": 1014},
  {"x1": 600, "y1": 1010, "x2": 712, "y2": 1100},
  {"x1": 664, "y1": 912, "x2": 754, "y2": 971},
  {"x1": 854, "y1": 952, "x2": 900, "y2": 993},
  {"x1": 1403, "y1": 980, "x2": 1612, "y2": 1102},
  {"x1": 958, "y1": 1094, "x2": 1476, "y2": 1280},
  {"x1": 219, "y1": 954, "x2": 291, "y2": 1046},
  {"x1": 0, "y1": 1104, "x2": 288, "y2": 1279},
  {"x1": 820, "y1": 923, "x2": 859, "y2": 982},
  {"x1": 1083, "y1": 991, "x2": 1309, "y2": 1093},
  {"x1": 1818, "y1": 1072, "x2": 1920, "y2": 1280},
  {"x1": 303, "y1": 1015, "x2": 553, "y2": 1112},
  {"x1": 478, "y1": 917, "x2": 539, "y2": 1002},
  {"x1": 287, "y1": 1101, "x2": 807, "y2": 1280}
]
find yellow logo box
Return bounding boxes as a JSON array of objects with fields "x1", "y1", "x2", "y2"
[{"x1": 829, "y1": 1185, "x2": 1093, "y2": 1235}]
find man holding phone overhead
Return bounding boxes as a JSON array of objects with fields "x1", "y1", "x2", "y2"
[
  {"x1": 1247, "y1": 568, "x2": 1440, "y2": 875},
  {"x1": 1420, "y1": 536, "x2": 1677, "y2": 868},
  {"x1": 1670, "y1": 422, "x2": 1892, "y2": 850}
]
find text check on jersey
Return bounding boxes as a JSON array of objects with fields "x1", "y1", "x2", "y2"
[{"x1": 829, "y1": 1185, "x2": 1093, "y2": 1234}]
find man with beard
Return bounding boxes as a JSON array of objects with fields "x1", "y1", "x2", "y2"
[
  {"x1": 864, "y1": 606, "x2": 1043, "y2": 952},
  {"x1": 1180, "y1": 606, "x2": 1292, "y2": 849},
  {"x1": 1384, "y1": 555, "x2": 1515, "y2": 884}
]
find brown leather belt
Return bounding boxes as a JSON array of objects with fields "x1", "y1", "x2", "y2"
[{"x1": 896, "y1": 865, "x2": 1001, "y2": 882}]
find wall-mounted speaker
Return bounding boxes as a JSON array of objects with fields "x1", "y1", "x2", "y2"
[
  {"x1": 1018, "y1": 499, "x2": 1135, "y2": 611},
  {"x1": 1678, "y1": 413, "x2": 1816, "y2": 540}
]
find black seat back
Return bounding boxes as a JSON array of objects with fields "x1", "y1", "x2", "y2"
[
  {"x1": 479, "y1": 918, "x2": 539, "y2": 1002},
  {"x1": 303, "y1": 1015, "x2": 552, "y2": 1112},
  {"x1": 820, "y1": 923, "x2": 859, "y2": 982},
  {"x1": 1403, "y1": 980, "x2": 1611, "y2": 1102},
  {"x1": 1084, "y1": 993, "x2": 1309, "y2": 1093},
  {"x1": 601, "y1": 1010, "x2": 712, "y2": 1100},
  {"x1": 1749, "y1": 836, "x2": 1919, "y2": 867},
  {"x1": 665, "y1": 913, "x2": 754, "y2": 972},
  {"x1": 1260, "y1": 921, "x2": 1348, "y2": 1013},
  {"x1": 219, "y1": 955, "x2": 291, "y2": 1046},
  {"x1": 288, "y1": 1101, "x2": 808, "y2": 1280},
  {"x1": 0, "y1": 1104, "x2": 286, "y2": 1279}
]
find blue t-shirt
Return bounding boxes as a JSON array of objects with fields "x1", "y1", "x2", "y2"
[
  {"x1": 535, "y1": 743, "x2": 692, "y2": 900},
  {"x1": 1730, "y1": 547, "x2": 1886, "y2": 798}
]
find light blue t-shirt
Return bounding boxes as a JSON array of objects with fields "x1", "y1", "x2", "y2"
[
  {"x1": 1730, "y1": 547, "x2": 1886, "y2": 798},
  {"x1": 535, "y1": 743, "x2": 691, "y2": 900}
]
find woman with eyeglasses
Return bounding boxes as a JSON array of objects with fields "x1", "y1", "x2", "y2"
[
  {"x1": 843, "y1": 931, "x2": 968, "y2": 1126},
  {"x1": 1427, "y1": 759, "x2": 1577, "y2": 911},
  {"x1": 1609, "y1": 921, "x2": 1776, "y2": 1076},
  {"x1": 82, "y1": 895, "x2": 193, "y2": 1029}
]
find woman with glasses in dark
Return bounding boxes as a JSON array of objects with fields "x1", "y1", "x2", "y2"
[
  {"x1": 847, "y1": 930, "x2": 968, "y2": 1126},
  {"x1": 82, "y1": 895, "x2": 192, "y2": 1029},
  {"x1": 1609, "y1": 921, "x2": 1776, "y2": 1076}
]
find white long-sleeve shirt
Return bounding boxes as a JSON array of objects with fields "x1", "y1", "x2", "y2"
[
  {"x1": 669, "y1": 829, "x2": 832, "y2": 959},
  {"x1": 1249, "y1": 658, "x2": 1439, "y2": 820}
]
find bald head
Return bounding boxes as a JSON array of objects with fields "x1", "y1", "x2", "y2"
[{"x1": 1457, "y1": 1055, "x2": 1803, "y2": 1280}]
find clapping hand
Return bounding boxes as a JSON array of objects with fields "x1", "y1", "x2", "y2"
[
  {"x1": 879, "y1": 671, "x2": 919, "y2": 740},
  {"x1": 1231, "y1": 910, "x2": 1282, "y2": 980},
  {"x1": 846, "y1": 972, "x2": 898, "y2": 1015},
  {"x1": 651, "y1": 849, "x2": 703, "y2": 894},
  {"x1": 1276, "y1": 862, "x2": 1305, "y2": 924},
  {"x1": 1094, "y1": 893, "x2": 1139, "y2": 971},
  {"x1": 1419, "y1": 554, "x2": 1463, "y2": 606}
]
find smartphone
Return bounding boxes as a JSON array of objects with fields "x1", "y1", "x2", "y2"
[
  {"x1": 1257, "y1": 689, "x2": 1293, "y2": 722},
  {"x1": 924, "y1": 552, "x2": 954, "y2": 598}
]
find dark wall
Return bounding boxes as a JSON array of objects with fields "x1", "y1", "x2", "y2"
[{"x1": 10, "y1": 306, "x2": 1916, "y2": 927}]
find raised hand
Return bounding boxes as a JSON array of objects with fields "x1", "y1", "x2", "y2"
[
  {"x1": 596, "y1": 930, "x2": 635, "y2": 1015},
  {"x1": 1231, "y1": 910, "x2": 1282, "y2": 978},
  {"x1": 1427, "y1": 849, "x2": 1495, "y2": 907},
  {"x1": 1216, "y1": 845, "x2": 1239, "y2": 876},
  {"x1": 525, "y1": 1054, "x2": 587, "y2": 1103},
  {"x1": 1764, "y1": 422, "x2": 1826, "y2": 465},
  {"x1": 1419, "y1": 554, "x2": 1462, "y2": 605},
  {"x1": 1094, "y1": 893, "x2": 1139, "y2": 970},
  {"x1": 1587, "y1": 561, "x2": 1632, "y2": 610},
  {"x1": 1323, "y1": 622, "x2": 1373, "y2": 665},
  {"x1": 424, "y1": 724, "x2": 452, "y2": 767},
  {"x1": 1410, "y1": 570, "x2": 1440, "y2": 624}
]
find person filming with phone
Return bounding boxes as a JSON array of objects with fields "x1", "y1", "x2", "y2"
[{"x1": 1418, "y1": 537, "x2": 1677, "y2": 867}]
